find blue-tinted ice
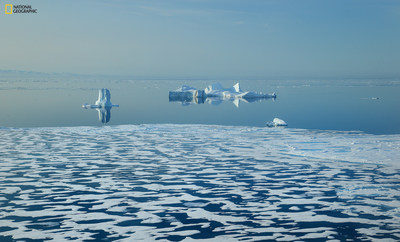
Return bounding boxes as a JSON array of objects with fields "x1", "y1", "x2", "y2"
[
  {"x1": 0, "y1": 124, "x2": 399, "y2": 241},
  {"x1": 82, "y1": 88, "x2": 119, "y2": 123}
]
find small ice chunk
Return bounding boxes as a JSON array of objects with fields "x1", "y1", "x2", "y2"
[
  {"x1": 82, "y1": 104, "x2": 99, "y2": 109},
  {"x1": 361, "y1": 97, "x2": 380, "y2": 100},
  {"x1": 266, "y1": 118, "x2": 288, "y2": 127}
]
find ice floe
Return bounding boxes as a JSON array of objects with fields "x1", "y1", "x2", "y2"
[{"x1": 0, "y1": 124, "x2": 399, "y2": 241}]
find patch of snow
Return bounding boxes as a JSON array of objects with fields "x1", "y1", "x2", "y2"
[{"x1": 267, "y1": 118, "x2": 288, "y2": 127}]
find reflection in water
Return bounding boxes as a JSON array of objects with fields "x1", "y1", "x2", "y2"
[
  {"x1": 82, "y1": 88, "x2": 119, "y2": 123},
  {"x1": 169, "y1": 94, "x2": 205, "y2": 106},
  {"x1": 96, "y1": 106, "x2": 112, "y2": 123}
]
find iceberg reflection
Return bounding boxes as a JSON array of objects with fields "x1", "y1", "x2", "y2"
[
  {"x1": 96, "y1": 106, "x2": 112, "y2": 124},
  {"x1": 82, "y1": 88, "x2": 119, "y2": 123}
]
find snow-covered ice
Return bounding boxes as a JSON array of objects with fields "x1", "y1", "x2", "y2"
[
  {"x1": 0, "y1": 124, "x2": 399, "y2": 241},
  {"x1": 267, "y1": 118, "x2": 288, "y2": 127}
]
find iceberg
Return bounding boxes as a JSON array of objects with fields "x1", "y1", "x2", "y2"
[
  {"x1": 169, "y1": 82, "x2": 276, "y2": 106},
  {"x1": 82, "y1": 88, "x2": 119, "y2": 109},
  {"x1": 95, "y1": 88, "x2": 113, "y2": 108},
  {"x1": 82, "y1": 88, "x2": 119, "y2": 123},
  {"x1": 266, "y1": 118, "x2": 288, "y2": 127},
  {"x1": 168, "y1": 85, "x2": 205, "y2": 104},
  {"x1": 204, "y1": 82, "x2": 276, "y2": 99}
]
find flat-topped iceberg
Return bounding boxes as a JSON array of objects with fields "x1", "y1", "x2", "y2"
[
  {"x1": 169, "y1": 83, "x2": 276, "y2": 106},
  {"x1": 205, "y1": 82, "x2": 276, "y2": 99},
  {"x1": 169, "y1": 85, "x2": 205, "y2": 104}
]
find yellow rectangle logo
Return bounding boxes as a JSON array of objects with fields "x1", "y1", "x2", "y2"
[{"x1": 5, "y1": 4, "x2": 13, "y2": 14}]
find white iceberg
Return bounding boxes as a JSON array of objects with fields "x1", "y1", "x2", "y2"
[
  {"x1": 96, "y1": 88, "x2": 113, "y2": 108},
  {"x1": 204, "y1": 83, "x2": 276, "y2": 99},
  {"x1": 82, "y1": 88, "x2": 119, "y2": 109},
  {"x1": 168, "y1": 85, "x2": 205, "y2": 101},
  {"x1": 169, "y1": 85, "x2": 206, "y2": 105},
  {"x1": 169, "y1": 82, "x2": 276, "y2": 106},
  {"x1": 82, "y1": 88, "x2": 119, "y2": 123},
  {"x1": 266, "y1": 118, "x2": 288, "y2": 127}
]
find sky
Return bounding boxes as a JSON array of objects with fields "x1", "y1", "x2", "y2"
[{"x1": 1, "y1": 0, "x2": 399, "y2": 79}]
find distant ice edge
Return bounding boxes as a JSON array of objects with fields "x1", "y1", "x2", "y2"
[{"x1": 7, "y1": 123, "x2": 400, "y2": 168}]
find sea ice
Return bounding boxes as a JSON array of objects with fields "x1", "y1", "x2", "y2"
[{"x1": 0, "y1": 124, "x2": 399, "y2": 241}]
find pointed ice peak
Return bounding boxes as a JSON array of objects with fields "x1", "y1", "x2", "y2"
[{"x1": 233, "y1": 83, "x2": 242, "y2": 93}]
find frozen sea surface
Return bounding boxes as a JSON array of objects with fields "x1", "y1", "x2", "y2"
[{"x1": 0, "y1": 124, "x2": 400, "y2": 241}]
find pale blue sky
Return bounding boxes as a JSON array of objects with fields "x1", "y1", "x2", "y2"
[{"x1": 1, "y1": 0, "x2": 399, "y2": 79}]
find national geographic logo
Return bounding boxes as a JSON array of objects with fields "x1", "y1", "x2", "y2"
[{"x1": 5, "y1": 4, "x2": 38, "y2": 14}]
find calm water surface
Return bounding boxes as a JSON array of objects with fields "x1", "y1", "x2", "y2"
[{"x1": 0, "y1": 77, "x2": 399, "y2": 134}]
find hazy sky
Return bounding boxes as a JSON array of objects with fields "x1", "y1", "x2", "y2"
[{"x1": 1, "y1": 0, "x2": 399, "y2": 79}]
